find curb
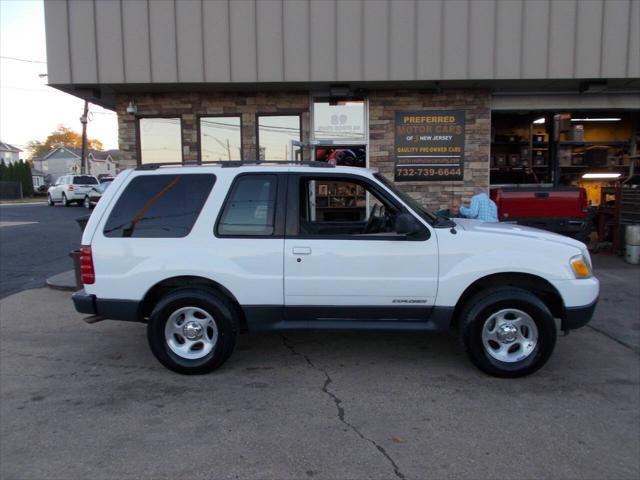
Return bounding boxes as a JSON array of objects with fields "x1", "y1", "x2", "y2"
[
  {"x1": 0, "y1": 202, "x2": 47, "y2": 206},
  {"x1": 46, "y1": 270, "x2": 78, "y2": 292}
]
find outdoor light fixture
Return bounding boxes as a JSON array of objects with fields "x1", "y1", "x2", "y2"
[
  {"x1": 126, "y1": 101, "x2": 137, "y2": 115},
  {"x1": 571, "y1": 118, "x2": 621, "y2": 122},
  {"x1": 581, "y1": 172, "x2": 622, "y2": 179},
  {"x1": 532, "y1": 117, "x2": 545, "y2": 124}
]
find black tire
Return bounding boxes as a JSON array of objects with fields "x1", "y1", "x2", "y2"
[
  {"x1": 147, "y1": 288, "x2": 239, "y2": 374},
  {"x1": 47, "y1": 194, "x2": 54, "y2": 206},
  {"x1": 61, "y1": 194, "x2": 69, "y2": 207},
  {"x1": 459, "y1": 287, "x2": 557, "y2": 378},
  {"x1": 83, "y1": 196, "x2": 91, "y2": 209}
]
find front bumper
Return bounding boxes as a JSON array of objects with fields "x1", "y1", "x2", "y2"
[
  {"x1": 550, "y1": 276, "x2": 599, "y2": 331},
  {"x1": 72, "y1": 289, "x2": 141, "y2": 322},
  {"x1": 562, "y1": 297, "x2": 598, "y2": 331}
]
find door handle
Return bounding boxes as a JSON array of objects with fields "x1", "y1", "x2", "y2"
[{"x1": 292, "y1": 247, "x2": 312, "y2": 255}]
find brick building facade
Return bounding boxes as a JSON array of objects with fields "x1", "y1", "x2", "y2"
[
  {"x1": 45, "y1": 0, "x2": 639, "y2": 211},
  {"x1": 116, "y1": 89, "x2": 490, "y2": 212}
]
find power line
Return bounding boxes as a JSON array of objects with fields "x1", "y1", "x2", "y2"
[{"x1": 0, "y1": 56, "x2": 47, "y2": 64}]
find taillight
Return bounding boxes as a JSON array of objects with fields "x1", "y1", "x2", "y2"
[
  {"x1": 68, "y1": 185, "x2": 74, "y2": 192},
  {"x1": 80, "y1": 245, "x2": 95, "y2": 285}
]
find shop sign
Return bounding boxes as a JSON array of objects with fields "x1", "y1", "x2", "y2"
[
  {"x1": 313, "y1": 101, "x2": 365, "y2": 140},
  {"x1": 394, "y1": 110, "x2": 465, "y2": 181}
]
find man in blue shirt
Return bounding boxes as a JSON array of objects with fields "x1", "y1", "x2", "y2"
[{"x1": 452, "y1": 187, "x2": 499, "y2": 222}]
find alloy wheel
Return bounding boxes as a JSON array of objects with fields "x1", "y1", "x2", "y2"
[
  {"x1": 481, "y1": 308, "x2": 538, "y2": 363},
  {"x1": 164, "y1": 306, "x2": 219, "y2": 360}
]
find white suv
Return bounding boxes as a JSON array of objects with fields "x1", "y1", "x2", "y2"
[
  {"x1": 48, "y1": 174, "x2": 100, "y2": 207},
  {"x1": 72, "y1": 163, "x2": 599, "y2": 377}
]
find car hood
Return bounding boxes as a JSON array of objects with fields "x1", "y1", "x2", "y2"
[{"x1": 452, "y1": 218, "x2": 586, "y2": 251}]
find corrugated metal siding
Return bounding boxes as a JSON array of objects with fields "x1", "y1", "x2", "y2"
[
  {"x1": 44, "y1": 0, "x2": 640, "y2": 85},
  {"x1": 95, "y1": 0, "x2": 125, "y2": 83}
]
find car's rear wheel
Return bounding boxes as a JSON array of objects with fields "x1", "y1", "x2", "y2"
[
  {"x1": 459, "y1": 287, "x2": 556, "y2": 378},
  {"x1": 61, "y1": 194, "x2": 69, "y2": 207},
  {"x1": 47, "y1": 194, "x2": 54, "y2": 206},
  {"x1": 147, "y1": 288, "x2": 238, "y2": 374},
  {"x1": 83, "y1": 196, "x2": 91, "y2": 209}
]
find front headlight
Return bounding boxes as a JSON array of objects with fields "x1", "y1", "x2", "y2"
[{"x1": 570, "y1": 254, "x2": 592, "y2": 278}]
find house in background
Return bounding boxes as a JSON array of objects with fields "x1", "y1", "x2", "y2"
[
  {"x1": 33, "y1": 146, "x2": 118, "y2": 182},
  {"x1": 0, "y1": 141, "x2": 22, "y2": 164},
  {"x1": 87, "y1": 150, "x2": 117, "y2": 178},
  {"x1": 31, "y1": 166, "x2": 46, "y2": 190}
]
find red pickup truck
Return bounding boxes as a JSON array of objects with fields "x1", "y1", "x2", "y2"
[{"x1": 490, "y1": 187, "x2": 593, "y2": 244}]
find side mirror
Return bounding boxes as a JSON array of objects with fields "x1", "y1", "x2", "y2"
[{"x1": 395, "y1": 213, "x2": 420, "y2": 235}]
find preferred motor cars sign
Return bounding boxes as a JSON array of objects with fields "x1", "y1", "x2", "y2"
[{"x1": 394, "y1": 110, "x2": 465, "y2": 181}]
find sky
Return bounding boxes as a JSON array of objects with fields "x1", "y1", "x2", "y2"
[{"x1": 0, "y1": 0, "x2": 118, "y2": 156}]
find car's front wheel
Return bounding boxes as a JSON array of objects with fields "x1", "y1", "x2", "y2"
[
  {"x1": 147, "y1": 288, "x2": 239, "y2": 374},
  {"x1": 460, "y1": 287, "x2": 557, "y2": 378},
  {"x1": 83, "y1": 196, "x2": 91, "y2": 209},
  {"x1": 47, "y1": 194, "x2": 54, "y2": 206}
]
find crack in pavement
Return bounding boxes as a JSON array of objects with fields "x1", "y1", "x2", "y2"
[
  {"x1": 281, "y1": 335, "x2": 407, "y2": 480},
  {"x1": 586, "y1": 324, "x2": 639, "y2": 354}
]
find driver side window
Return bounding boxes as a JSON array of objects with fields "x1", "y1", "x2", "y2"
[{"x1": 298, "y1": 178, "x2": 397, "y2": 237}]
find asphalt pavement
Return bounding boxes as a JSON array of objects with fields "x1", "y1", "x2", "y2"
[
  {"x1": 0, "y1": 203, "x2": 86, "y2": 298},
  {"x1": 0, "y1": 287, "x2": 638, "y2": 480},
  {"x1": 0, "y1": 202, "x2": 639, "y2": 479}
]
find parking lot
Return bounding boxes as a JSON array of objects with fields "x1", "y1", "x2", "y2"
[{"x1": 0, "y1": 204, "x2": 639, "y2": 480}]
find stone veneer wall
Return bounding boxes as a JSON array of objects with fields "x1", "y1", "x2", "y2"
[
  {"x1": 368, "y1": 89, "x2": 491, "y2": 212},
  {"x1": 116, "y1": 92, "x2": 311, "y2": 166},
  {"x1": 116, "y1": 89, "x2": 490, "y2": 210}
]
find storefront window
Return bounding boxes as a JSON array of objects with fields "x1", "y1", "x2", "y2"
[
  {"x1": 139, "y1": 117, "x2": 182, "y2": 164},
  {"x1": 490, "y1": 111, "x2": 634, "y2": 189},
  {"x1": 200, "y1": 116, "x2": 242, "y2": 161},
  {"x1": 312, "y1": 99, "x2": 365, "y2": 140},
  {"x1": 257, "y1": 115, "x2": 301, "y2": 161}
]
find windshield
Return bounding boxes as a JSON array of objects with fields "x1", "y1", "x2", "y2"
[
  {"x1": 374, "y1": 173, "x2": 437, "y2": 224},
  {"x1": 73, "y1": 175, "x2": 98, "y2": 185}
]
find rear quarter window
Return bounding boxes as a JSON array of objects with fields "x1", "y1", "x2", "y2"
[{"x1": 103, "y1": 174, "x2": 216, "y2": 238}]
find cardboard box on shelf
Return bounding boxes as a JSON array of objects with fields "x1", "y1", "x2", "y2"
[{"x1": 559, "y1": 146, "x2": 573, "y2": 166}]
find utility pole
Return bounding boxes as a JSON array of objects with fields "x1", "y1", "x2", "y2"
[
  {"x1": 80, "y1": 100, "x2": 89, "y2": 174},
  {"x1": 226, "y1": 139, "x2": 231, "y2": 161}
]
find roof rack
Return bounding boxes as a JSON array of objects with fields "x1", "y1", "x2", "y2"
[{"x1": 135, "y1": 160, "x2": 335, "y2": 171}]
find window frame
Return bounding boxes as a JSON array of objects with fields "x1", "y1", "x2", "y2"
[
  {"x1": 214, "y1": 172, "x2": 288, "y2": 239},
  {"x1": 197, "y1": 114, "x2": 243, "y2": 163},
  {"x1": 285, "y1": 173, "x2": 429, "y2": 242},
  {"x1": 136, "y1": 115, "x2": 184, "y2": 165},
  {"x1": 255, "y1": 112, "x2": 303, "y2": 162}
]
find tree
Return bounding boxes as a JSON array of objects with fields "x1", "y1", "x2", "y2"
[
  {"x1": 26, "y1": 124, "x2": 104, "y2": 159},
  {"x1": 0, "y1": 159, "x2": 6, "y2": 181},
  {"x1": 5, "y1": 162, "x2": 16, "y2": 182},
  {"x1": 18, "y1": 161, "x2": 34, "y2": 196}
]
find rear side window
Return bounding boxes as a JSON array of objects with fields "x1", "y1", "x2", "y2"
[
  {"x1": 104, "y1": 174, "x2": 215, "y2": 238},
  {"x1": 216, "y1": 175, "x2": 278, "y2": 236},
  {"x1": 73, "y1": 176, "x2": 98, "y2": 185}
]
